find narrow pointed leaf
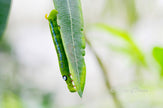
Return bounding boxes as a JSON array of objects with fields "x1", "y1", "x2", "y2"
[
  {"x1": 153, "y1": 47, "x2": 163, "y2": 77},
  {"x1": 53, "y1": 0, "x2": 86, "y2": 97},
  {"x1": 0, "y1": 0, "x2": 11, "y2": 38},
  {"x1": 94, "y1": 23, "x2": 146, "y2": 66},
  {"x1": 153, "y1": 47, "x2": 163, "y2": 67}
]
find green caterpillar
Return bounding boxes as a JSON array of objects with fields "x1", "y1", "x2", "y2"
[{"x1": 46, "y1": 9, "x2": 76, "y2": 92}]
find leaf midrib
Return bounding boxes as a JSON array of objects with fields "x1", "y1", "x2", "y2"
[{"x1": 66, "y1": 0, "x2": 80, "y2": 83}]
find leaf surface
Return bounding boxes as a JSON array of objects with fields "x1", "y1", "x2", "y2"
[
  {"x1": 0, "y1": 0, "x2": 11, "y2": 38},
  {"x1": 95, "y1": 23, "x2": 146, "y2": 66},
  {"x1": 153, "y1": 47, "x2": 163, "y2": 77}
]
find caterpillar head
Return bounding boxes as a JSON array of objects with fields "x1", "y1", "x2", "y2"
[{"x1": 45, "y1": 9, "x2": 58, "y2": 21}]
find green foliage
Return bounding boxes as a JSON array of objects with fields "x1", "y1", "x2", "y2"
[
  {"x1": 42, "y1": 94, "x2": 53, "y2": 108},
  {"x1": 153, "y1": 47, "x2": 163, "y2": 77},
  {"x1": 53, "y1": 0, "x2": 86, "y2": 97},
  {"x1": 153, "y1": 47, "x2": 163, "y2": 66},
  {"x1": 95, "y1": 23, "x2": 145, "y2": 66},
  {"x1": 123, "y1": 0, "x2": 138, "y2": 25},
  {"x1": 0, "y1": 39, "x2": 11, "y2": 53},
  {"x1": 0, "y1": 0, "x2": 11, "y2": 38},
  {"x1": 1, "y1": 92, "x2": 23, "y2": 108}
]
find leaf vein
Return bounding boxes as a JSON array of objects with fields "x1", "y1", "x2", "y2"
[{"x1": 66, "y1": 0, "x2": 80, "y2": 82}]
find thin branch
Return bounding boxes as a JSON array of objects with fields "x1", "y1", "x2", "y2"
[{"x1": 85, "y1": 36, "x2": 123, "y2": 108}]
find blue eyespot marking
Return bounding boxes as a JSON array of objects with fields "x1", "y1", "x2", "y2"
[{"x1": 63, "y1": 75, "x2": 67, "y2": 81}]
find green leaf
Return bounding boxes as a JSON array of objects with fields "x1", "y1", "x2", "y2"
[
  {"x1": 41, "y1": 94, "x2": 53, "y2": 108},
  {"x1": 94, "y1": 23, "x2": 146, "y2": 66},
  {"x1": 153, "y1": 47, "x2": 163, "y2": 77},
  {"x1": 124, "y1": 0, "x2": 138, "y2": 25},
  {"x1": 0, "y1": 0, "x2": 11, "y2": 38},
  {"x1": 153, "y1": 47, "x2": 163, "y2": 66},
  {"x1": 108, "y1": 44, "x2": 133, "y2": 55},
  {"x1": 53, "y1": 0, "x2": 86, "y2": 97},
  {"x1": 0, "y1": 38, "x2": 11, "y2": 53},
  {"x1": 95, "y1": 23, "x2": 131, "y2": 42},
  {"x1": 1, "y1": 92, "x2": 23, "y2": 108}
]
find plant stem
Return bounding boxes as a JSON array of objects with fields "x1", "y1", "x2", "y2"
[{"x1": 85, "y1": 36, "x2": 123, "y2": 108}]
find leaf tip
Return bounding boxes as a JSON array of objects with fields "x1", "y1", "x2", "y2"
[{"x1": 78, "y1": 90, "x2": 83, "y2": 98}]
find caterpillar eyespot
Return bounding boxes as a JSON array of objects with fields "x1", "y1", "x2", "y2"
[
  {"x1": 47, "y1": 9, "x2": 76, "y2": 92},
  {"x1": 63, "y1": 75, "x2": 67, "y2": 81}
]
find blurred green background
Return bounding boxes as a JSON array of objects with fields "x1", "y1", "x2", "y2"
[{"x1": 1, "y1": 0, "x2": 163, "y2": 108}]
